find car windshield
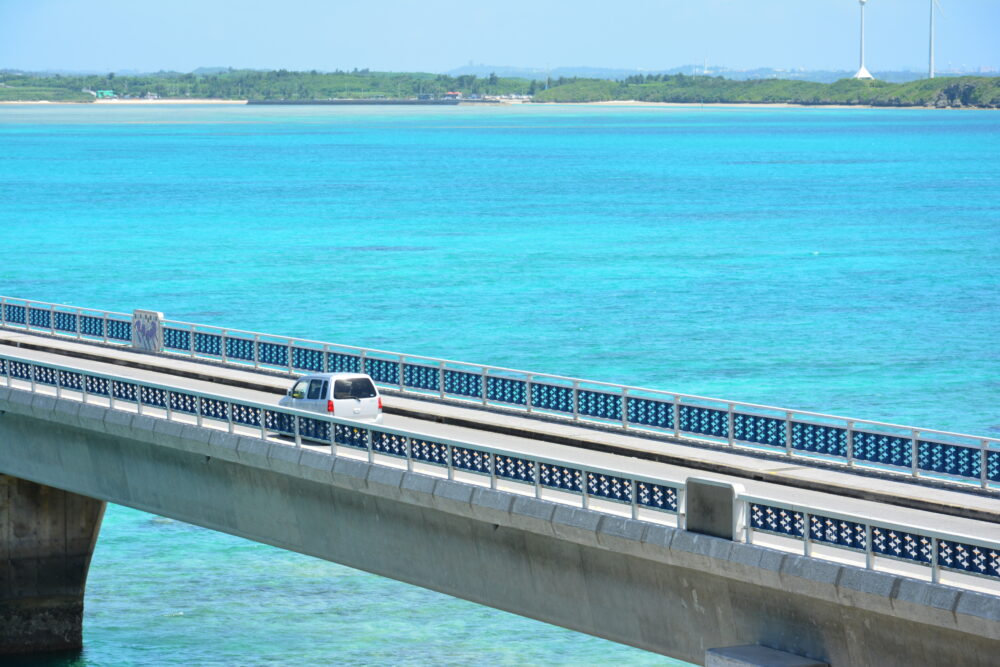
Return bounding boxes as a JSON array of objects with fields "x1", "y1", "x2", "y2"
[{"x1": 333, "y1": 378, "x2": 377, "y2": 400}]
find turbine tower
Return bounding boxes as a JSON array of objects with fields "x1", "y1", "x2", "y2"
[
  {"x1": 853, "y1": 0, "x2": 874, "y2": 79},
  {"x1": 929, "y1": 0, "x2": 942, "y2": 79}
]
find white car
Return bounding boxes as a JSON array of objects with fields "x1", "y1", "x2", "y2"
[{"x1": 279, "y1": 372, "x2": 384, "y2": 424}]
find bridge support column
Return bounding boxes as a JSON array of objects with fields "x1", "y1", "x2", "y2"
[
  {"x1": 0, "y1": 474, "x2": 105, "y2": 655},
  {"x1": 706, "y1": 645, "x2": 829, "y2": 667}
]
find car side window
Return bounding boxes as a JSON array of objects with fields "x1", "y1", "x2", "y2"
[
  {"x1": 291, "y1": 379, "x2": 309, "y2": 399},
  {"x1": 307, "y1": 379, "x2": 324, "y2": 400}
]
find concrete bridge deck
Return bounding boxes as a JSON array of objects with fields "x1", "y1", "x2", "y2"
[{"x1": 3, "y1": 330, "x2": 1000, "y2": 598}]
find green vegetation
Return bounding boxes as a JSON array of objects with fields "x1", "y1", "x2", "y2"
[
  {"x1": 531, "y1": 74, "x2": 1000, "y2": 108},
  {"x1": 1, "y1": 69, "x2": 997, "y2": 108},
  {"x1": 0, "y1": 69, "x2": 532, "y2": 101}
]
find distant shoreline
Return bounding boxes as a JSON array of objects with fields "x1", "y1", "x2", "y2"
[{"x1": 0, "y1": 98, "x2": 988, "y2": 110}]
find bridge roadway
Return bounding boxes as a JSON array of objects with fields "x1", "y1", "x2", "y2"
[
  {"x1": 3, "y1": 330, "x2": 1000, "y2": 543},
  {"x1": 3, "y1": 330, "x2": 1000, "y2": 665}
]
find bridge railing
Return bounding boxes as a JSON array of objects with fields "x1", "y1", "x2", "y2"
[
  {"x1": 2, "y1": 295, "x2": 999, "y2": 490},
  {"x1": 2, "y1": 351, "x2": 998, "y2": 591}
]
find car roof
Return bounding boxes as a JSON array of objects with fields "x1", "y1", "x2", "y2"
[{"x1": 295, "y1": 372, "x2": 373, "y2": 381}]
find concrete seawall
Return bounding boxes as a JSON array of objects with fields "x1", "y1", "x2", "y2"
[{"x1": 1, "y1": 385, "x2": 998, "y2": 665}]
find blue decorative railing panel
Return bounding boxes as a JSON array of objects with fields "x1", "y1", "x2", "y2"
[
  {"x1": 808, "y1": 514, "x2": 866, "y2": 551},
  {"x1": 106, "y1": 319, "x2": 131, "y2": 342},
  {"x1": 200, "y1": 397, "x2": 228, "y2": 420},
  {"x1": 988, "y1": 451, "x2": 1000, "y2": 483},
  {"x1": 452, "y1": 446, "x2": 491, "y2": 474},
  {"x1": 487, "y1": 376, "x2": 527, "y2": 406},
  {"x1": 853, "y1": 431, "x2": 912, "y2": 468},
  {"x1": 918, "y1": 440, "x2": 980, "y2": 479},
  {"x1": 140, "y1": 386, "x2": 168, "y2": 409},
  {"x1": 679, "y1": 405, "x2": 728, "y2": 439},
  {"x1": 194, "y1": 332, "x2": 222, "y2": 357},
  {"x1": 750, "y1": 503, "x2": 805, "y2": 538},
  {"x1": 28, "y1": 307, "x2": 51, "y2": 329},
  {"x1": 588, "y1": 471, "x2": 632, "y2": 503},
  {"x1": 443, "y1": 369, "x2": 482, "y2": 398},
  {"x1": 257, "y1": 341, "x2": 289, "y2": 367},
  {"x1": 298, "y1": 416, "x2": 330, "y2": 441},
  {"x1": 264, "y1": 410, "x2": 293, "y2": 434},
  {"x1": 80, "y1": 315, "x2": 104, "y2": 338},
  {"x1": 112, "y1": 380, "x2": 137, "y2": 402},
  {"x1": 871, "y1": 526, "x2": 932, "y2": 564},
  {"x1": 531, "y1": 383, "x2": 573, "y2": 414},
  {"x1": 33, "y1": 366, "x2": 57, "y2": 386},
  {"x1": 163, "y1": 327, "x2": 191, "y2": 351},
  {"x1": 403, "y1": 363, "x2": 439, "y2": 391},
  {"x1": 53, "y1": 311, "x2": 77, "y2": 333},
  {"x1": 3, "y1": 304, "x2": 26, "y2": 324},
  {"x1": 336, "y1": 424, "x2": 368, "y2": 448},
  {"x1": 636, "y1": 482, "x2": 678, "y2": 512},
  {"x1": 938, "y1": 539, "x2": 1000, "y2": 580},
  {"x1": 169, "y1": 391, "x2": 197, "y2": 414},
  {"x1": 85, "y1": 376, "x2": 109, "y2": 396},
  {"x1": 626, "y1": 396, "x2": 674, "y2": 429},
  {"x1": 231, "y1": 403, "x2": 260, "y2": 426},
  {"x1": 578, "y1": 390, "x2": 622, "y2": 421},
  {"x1": 494, "y1": 454, "x2": 534, "y2": 483},
  {"x1": 411, "y1": 438, "x2": 448, "y2": 465},
  {"x1": 9, "y1": 361, "x2": 31, "y2": 380},
  {"x1": 791, "y1": 422, "x2": 847, "y2": 457},
  {"x1": 327, "y1": 352, "x2": 361, "y2": 374},
  {"x1": 539, "y1": 463, "x2": 582, "y2": 492},
  {"x1": 59, "y1": 370, "x2": 83, "y2": 391},
  {"x1": 292, "y1": 347, "x2": 324, "y2": 372},
  {"x1": 225, "y1": 336, "x2": 255, "y2": 362},
  {"x1": 365, "y1": 358, "x2": 400, "y2": 385},
  {"x1": 372, "y1": 431, "x2": 406, "y2": 456},
  {"x1": 734, "y1": 413, "x2": 785, "y2": 448}
]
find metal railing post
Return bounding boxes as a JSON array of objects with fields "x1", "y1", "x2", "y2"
[
  {"x1": 398, "y1": 356, "x2": 405, "y2": 392},
  {"x1": 744, "y1": 501, "x2": 752, "y2": 544},
  {"x1": 727, "y1": 403, "x2": 735, "y2": 446},
  {"x1": 29, "y1": 363, "x2": 36, "y2": 393},
  {"x1": 55, "y1": 371, "x2": 62, "y2": 399},
  {"x1": 931, "y1": 537, "x2": 940, "y2": 584},
  {"x1": 912, "y1": 430, "x2": 921, "y2": 477},
  {"x1": 447, "y1": 445, "x2": 454, "y2": 480},
  {"x1": 621, "y1": 388, "x2": 629, "y2": 429},
  {"x1": 526, "y1": 374, "x2": 534, "y2": 413},
  {"x1": 673, "y1": 396, "x2": 681, "y2": 438},
  {"x1": 630, "y1": 479, "x2": 638, "y2": 519},
  {"x1": 287, "y1": 340, "x2": 295, "y2": 374},
  {"x1": 803, "y1": 512, "x2": 813, "y2": 557},
  {"x1": 785, "y1": 411, "x2": 793, "y2": 456},
  {"x1": 227, "y1": 402, "x2": 234, "y2": 433},
  {"x1": 534, "y1": 461, "x2": 541, "y2": 498},
  {"x1": 366, "y1": 428, "x2": 373, "y2": 463},
  {"x1": 572, "y1": 381, "x2": 580, "y2": 421},
  {"x1": 581, "y1": 470, "x2": 589, "y2": 508},
  {"x1": 982, "y1": 440, "x2": 990, "y2": 489},
  {"x1": 75, "y1": 308, "x2": 82, "y2": 339},
  {"x1": 846, "y1": 420, "x2": 855, "y2": 466},
  {"x1": 49, "y1": 304, "x2": 55, "y2": 334},
  {"x1": 109, "y1": 381, "x2": 116, "y2": 410},
  {"x1": 294, "y1": 414, "x2": 302, "y2": 448},
  {"x1": 253, "y1": 334, "x2": 260, "y2": 369},
  {"x1": 221, "y1": 330, "x2": 228, "y2": 364},
  {"x1": 322, "y1": 345, "x2": 329, "y2": 373},
  {"x1": 438, "y1": 361, "x2": 445, "y2": 399},
  {"x1": 136, "y1": 386, "x2": 143, "y2": 416},
  {"x1": 166, "y1": 392, "x2": 173, "y2": 421},
  {"x1": 406, "y1": 436, "x2": 413, "y2": 472},
  {"x1": 360, "y1": 349, "x2": 367, "y2": 376},
  {"x1": 481, "y1": 369, "x2": 488, "y2": 405},
  {"x1": 196, "y1": 397, "x2": 203, "y2": 427},
  {"x1": 0, "y1": 297, "x2": 6, "y2": 327},
  {"x1": 865, "y1": 524, "x2": 875, "y2": 569},
  {"x1": 103, "y1": 313, "x2": 109, "y2": 343},
  {"x1": 259, "y1": 409, "x2": 267, "y2": 440},
  {"x1": 188, "y1": 324, "x2": 195, "y2": 357},
  {"x1": 490, "y1": 453, "x2": 497, "y2": 489}
]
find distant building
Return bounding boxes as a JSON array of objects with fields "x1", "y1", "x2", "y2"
[
  {"x1": 95, "y1": 90, "x2": 117, "y2": 99},
  {"x1": 443, "y1": 91, "x2": 462, "y2": 99}
]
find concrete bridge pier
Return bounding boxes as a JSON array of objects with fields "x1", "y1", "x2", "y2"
[{"x1": 1, "y1": 474, "x2": 105, "y2": 655}]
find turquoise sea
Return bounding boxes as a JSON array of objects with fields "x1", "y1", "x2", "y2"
[{"x1": 1, "y1": 103, "x2": 998, "y2": 665}]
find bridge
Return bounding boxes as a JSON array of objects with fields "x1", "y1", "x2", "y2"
[{"x1": 1, "y1": 296, "x2": 999, "y2": 666}]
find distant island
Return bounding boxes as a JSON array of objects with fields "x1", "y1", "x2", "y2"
[{"x1": 1, "y1": 68, "x2": 997, "y2": 109}]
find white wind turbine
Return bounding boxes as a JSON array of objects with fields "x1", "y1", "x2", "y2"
[
  {"x1": 929, "y1": 0, "x2": 944, "y2": 79},
  {"x1": 853, "y1": 0, "x2": 874, "y2": 79}
]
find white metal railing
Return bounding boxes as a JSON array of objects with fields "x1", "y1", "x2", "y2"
[
  {"x1": 2, "y1": 295, "x2": 999, "y2": 490},
  {"x1": 1, "y1": 351, "x2": 999, "y2": 592}
]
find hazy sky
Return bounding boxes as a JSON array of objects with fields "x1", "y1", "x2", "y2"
[{"x1": 2, "y1": 0, "x2": 998, "y2": 74}]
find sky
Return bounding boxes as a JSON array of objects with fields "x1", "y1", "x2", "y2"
[{"x1": 2, "y1": 0, "x2": 998, "y2": 74}]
